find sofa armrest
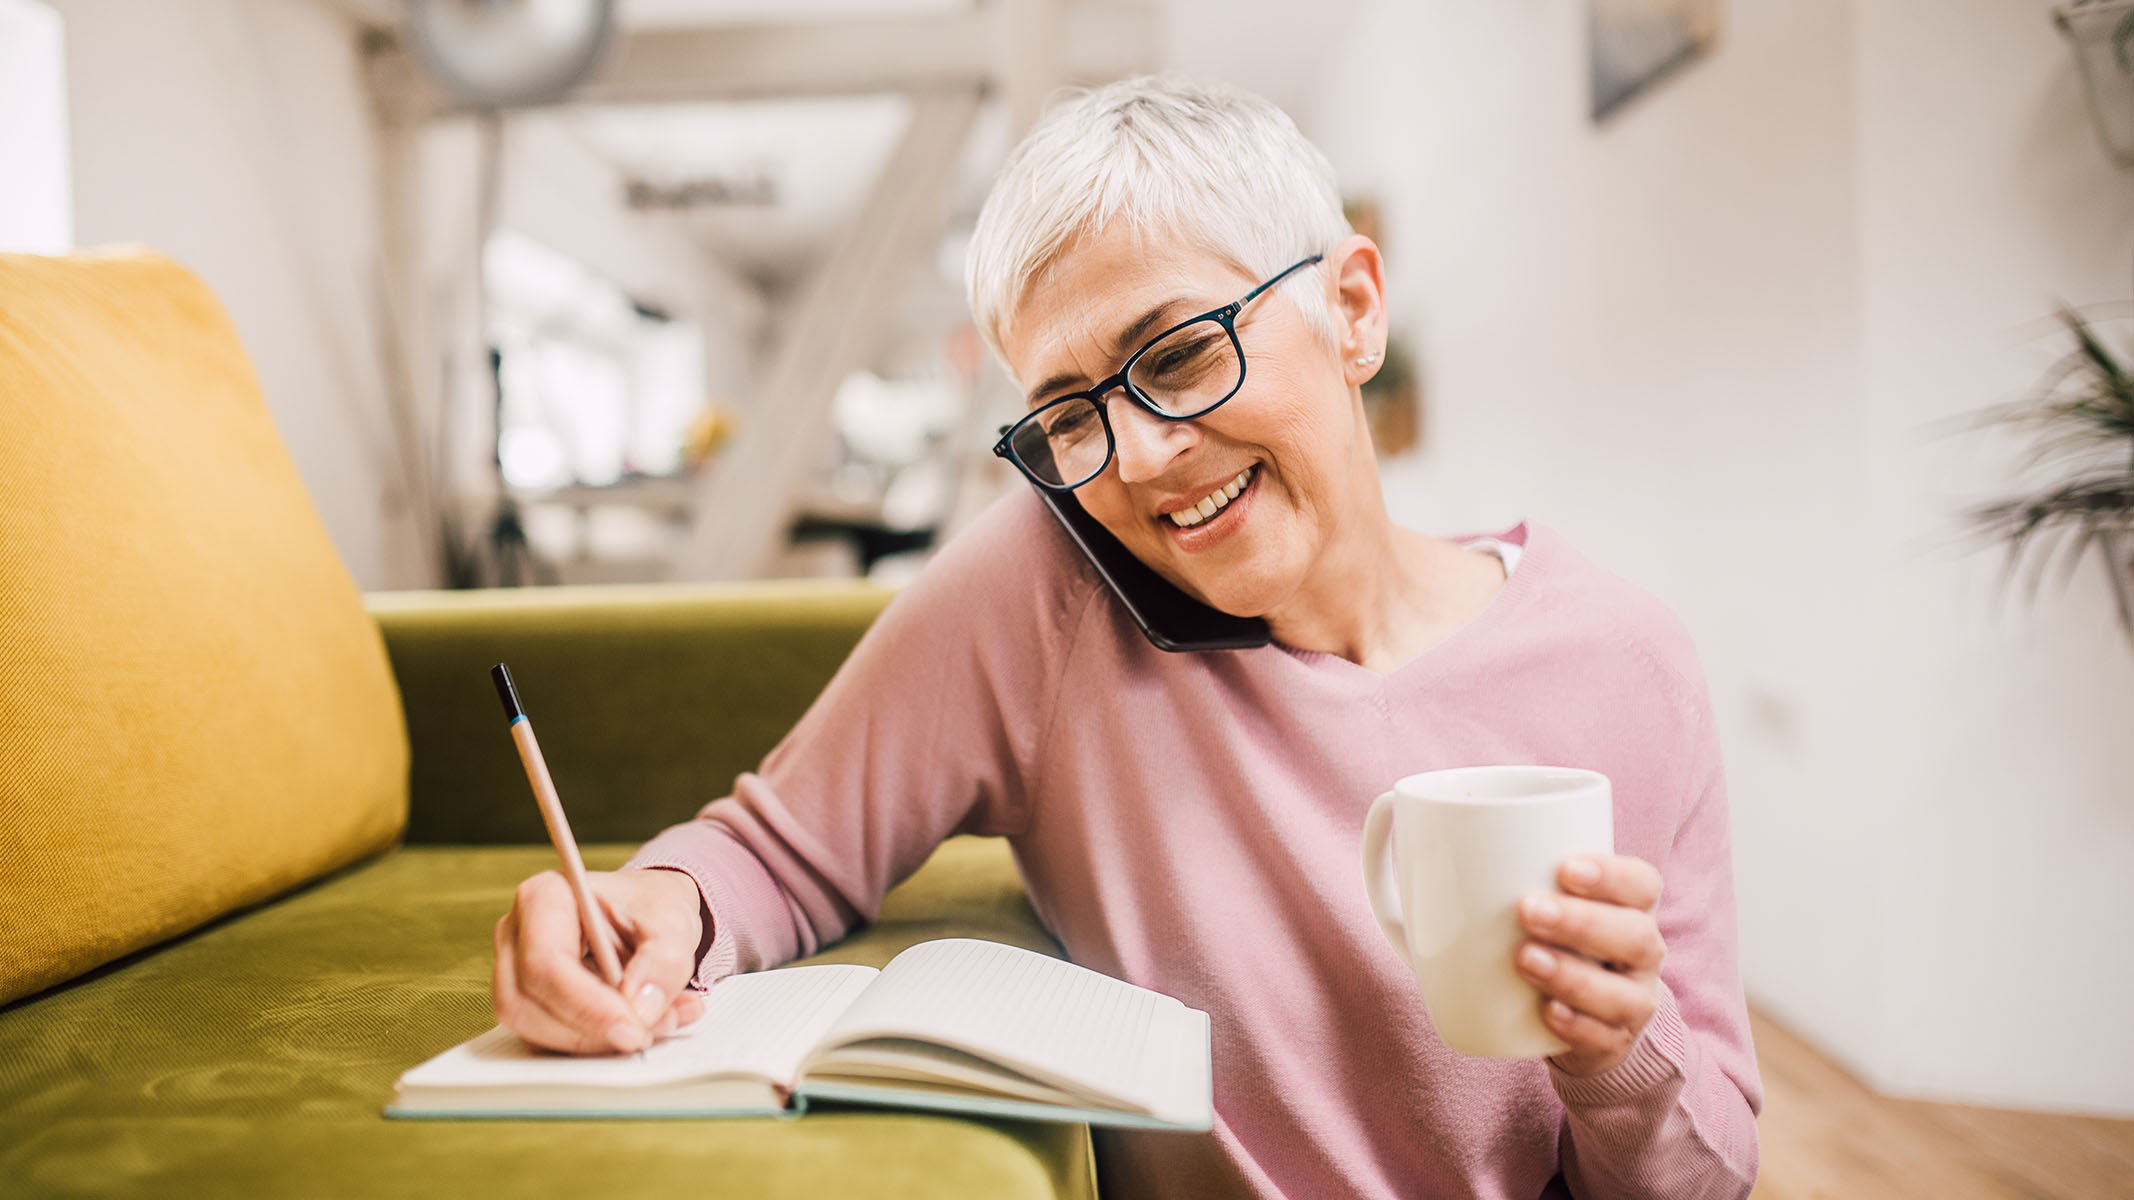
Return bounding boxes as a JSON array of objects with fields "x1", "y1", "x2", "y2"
[{"x1": 367, "y1": 581, "x2": 892, "y2": 845}]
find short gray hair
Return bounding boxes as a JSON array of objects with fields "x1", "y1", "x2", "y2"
[{"x1": 964, "y1": 76, "x2": 1353, "y2": 371}]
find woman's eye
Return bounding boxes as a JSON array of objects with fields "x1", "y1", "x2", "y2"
[
  {"x1": 1145, "y1": 337, "x2": 1219, "y2": 381},
  {"x1": 1045, "y1": 405, "x2": 1096, "y2": 438}
]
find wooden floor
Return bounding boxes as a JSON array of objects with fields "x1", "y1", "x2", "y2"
[{"x1": 1749, "y1": 1010, "x2": 2134, "y2": 1200}]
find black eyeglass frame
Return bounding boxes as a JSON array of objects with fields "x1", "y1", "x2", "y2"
[{"x1": 991, "y1": 253, "x2": 1326, "y2": 492}]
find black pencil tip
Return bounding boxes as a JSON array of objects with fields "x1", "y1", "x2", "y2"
[{"x1": 491, "y1": 663, "x2": 523, "y2": 721}]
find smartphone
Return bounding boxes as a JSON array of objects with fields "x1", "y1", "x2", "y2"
[{"x1": 1031, "y1": 484, "x2": 1271, "y2": 652}]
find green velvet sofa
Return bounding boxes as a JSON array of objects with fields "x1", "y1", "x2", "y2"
[
  {"x1": 1, "y1": 586, "x2": 1093, "y2": 1199},
  {"x1": 0, "y1": 252, "x2": 1094, "y2": 1197}
]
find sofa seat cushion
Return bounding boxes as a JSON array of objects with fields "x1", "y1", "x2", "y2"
[
  {"x1": 0, "y1": 250, "x2": 407, "y2": 1005},
  {"x1": 0, "y1": 839, "x2": 1092, "y2": 1199}
]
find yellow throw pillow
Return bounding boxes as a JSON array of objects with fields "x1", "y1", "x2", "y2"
[{"x1": 0, "y1": 250, "x2": 408, "y2": 1005}]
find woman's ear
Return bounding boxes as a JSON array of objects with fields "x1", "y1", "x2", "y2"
[{"x1": 1328, "y1": 234, "x2": 1389, "y2": 386}]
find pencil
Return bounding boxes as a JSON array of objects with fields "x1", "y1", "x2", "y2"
[{"x1": 491, "y1": 663, "x2": 627, "y2": 989}]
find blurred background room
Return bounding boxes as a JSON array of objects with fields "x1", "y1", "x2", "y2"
[{"x1": 3, "y1": 0, "x2": 2131, "y2": 1194}]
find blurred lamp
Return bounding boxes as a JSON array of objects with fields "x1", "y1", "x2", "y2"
[
  {"x1": 406, "y1": 0, "x2": 616, "y2": 108},
  {"x1": 2057, "y1": 0, "x2": 2134, "y2": 167}
]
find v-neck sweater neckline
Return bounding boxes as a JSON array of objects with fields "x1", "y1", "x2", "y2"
[{"x1": 1263, "y1": 520, "x2": 1546, "y2": 695}]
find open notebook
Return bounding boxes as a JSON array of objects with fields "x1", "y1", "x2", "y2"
[{"x1": 387, "y1": 938, "x2": 1212, "y2": 1131}]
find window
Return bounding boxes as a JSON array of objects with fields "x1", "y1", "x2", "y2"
[
  {"x1": 0, "y1": 0, "x2": 71, "y2": 254},
  {"x1": 484, "y1": 229, "x2": 706, "y2": 490}
]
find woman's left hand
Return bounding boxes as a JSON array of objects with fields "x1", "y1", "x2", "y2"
[{"x1": 1513, "y1": 853, "x2": 1667, "y2": 1077}]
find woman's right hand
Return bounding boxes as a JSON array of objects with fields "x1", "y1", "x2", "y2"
[{"x1": 491, "y1": 866, "x2": 707, "y2": 1054}]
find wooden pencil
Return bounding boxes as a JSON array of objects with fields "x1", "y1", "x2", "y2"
[{"x1": 491, "y1": 663, "x2": 627, "y2": 988}]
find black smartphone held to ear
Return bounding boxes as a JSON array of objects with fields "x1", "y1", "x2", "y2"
[{"x1": 1030, "y1": 484, "x2": 1271, "y2": 652}]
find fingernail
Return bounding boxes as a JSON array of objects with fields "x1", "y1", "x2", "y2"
[
  {"x1": 1546, "y1": 999, "x2": 1574, "y2": 1024},
  {"x1": 1523, "y1": 894, "x2": 1561, "y2": 925},
  {"x1": 1520, "y1": 944, "x2": 1556, "y2": 976},
  {"x1": 1565, "y1": 857, "x2": 1601, "y2": 886},
  {"x1": 607, "y1": 1021, "x2": 646, "y2": 1053},
  {"x1": 633, "y1": 983, "x2": 665, "y2": 1025}
]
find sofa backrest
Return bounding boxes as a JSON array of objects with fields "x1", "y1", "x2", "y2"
[
  {"x1": 0, "y1": 250, "x2": 408, "y2": 1006},
  {"x1": 369, "y1": 581, "x2": 894, "y2": 845}
]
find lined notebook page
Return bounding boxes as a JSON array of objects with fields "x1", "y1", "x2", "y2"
[
  {"x1": 678, "y1": 963, "x2": 878, "y2": 1086},
  {"x1": 812, "y1": 939, "x2": 1203, "y2": 1119},
  {"x1": 400, "y1": 964, "x2": 876, "y2": 1091}
]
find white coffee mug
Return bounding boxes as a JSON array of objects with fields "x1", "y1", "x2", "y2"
[{"x1": 1361, "y1": 765, "x2": 1614, "y2": 1058}]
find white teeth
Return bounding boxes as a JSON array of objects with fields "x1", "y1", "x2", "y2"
[{"x1": 1166, "y1": 465, "x2": 1256, "y2": 529}]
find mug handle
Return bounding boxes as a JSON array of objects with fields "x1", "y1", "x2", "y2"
[{"x1": 1361, "y1": 791, "x2": 1410, "y2": 958}]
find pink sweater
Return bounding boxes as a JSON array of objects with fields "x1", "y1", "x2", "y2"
[{"x1": 628, "y1": 490, "x2": 1762, "y2": 1199}]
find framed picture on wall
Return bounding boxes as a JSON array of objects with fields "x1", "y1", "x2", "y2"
[{"x1": 1590, "y1": 0, "x2": 1722, "y2": 121}]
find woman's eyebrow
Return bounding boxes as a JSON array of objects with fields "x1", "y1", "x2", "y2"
[{"x1": 1024, "y1": 298, "x2": 1195, "y2": 406}]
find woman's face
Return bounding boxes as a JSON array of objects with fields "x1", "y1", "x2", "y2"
[{"x1": 999, "y1": 227, "x2": 1381, "y2": 618}]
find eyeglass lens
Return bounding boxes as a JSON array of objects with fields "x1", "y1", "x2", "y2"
[{"x1": 1009, "y1": 316, "x2": 1244, "y2": 487}]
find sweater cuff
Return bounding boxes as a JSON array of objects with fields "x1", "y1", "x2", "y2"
[
  {"x1": 1547, "y1": 985, "x2": 1690, "y2": 1107},
  {"x1": 626, "y1": 862, "x2": 723, "y2": 991},
  {"x1": 624, "y1": 820, "x2": 786, "y2": 991}
]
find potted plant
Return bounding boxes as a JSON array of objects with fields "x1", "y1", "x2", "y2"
[{"x1": 1963, "y1": 306, "x2": 2134, "y2": 646}]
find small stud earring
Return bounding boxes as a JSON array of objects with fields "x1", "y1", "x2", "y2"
[{"x1": 1353, "y1": 349, "x2": 1383, "y2": 368}]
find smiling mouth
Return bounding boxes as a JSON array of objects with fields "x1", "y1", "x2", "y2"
[{"x1": 1164, "y1": 464, "x2": 1257, "y2": 528}]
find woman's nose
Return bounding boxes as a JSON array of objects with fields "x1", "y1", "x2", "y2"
[{"x1": 1106, "y1": 390, "x2": 1196, "y2": 484}]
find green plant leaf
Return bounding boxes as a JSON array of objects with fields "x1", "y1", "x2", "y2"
[{"x1": 1953, "y1": 305, "x2": 2134, "y2": 621}]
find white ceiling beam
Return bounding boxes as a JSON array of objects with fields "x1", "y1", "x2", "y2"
[
  {"x1": 312, "y1": 0, "x2": 402, "y2": 33},
  {"x1": 367, "y1": 2, "x2": 1158, "y2": 117},
  {"x1": 580, "y1": 12, "x2": 992, "y2": 105},
  {"x1": 348, "y1": 1, "x2": 1158, "y2": 584}
]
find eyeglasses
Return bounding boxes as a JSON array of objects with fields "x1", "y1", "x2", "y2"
[{"x1": 992, "y1": 253, "x2": 1325, "y2": 491}]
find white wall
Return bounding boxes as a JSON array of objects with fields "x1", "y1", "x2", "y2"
[
  {"x1": 1306, "y1": 0, "x2": 2134, "y2": 1114},
  {"x1": 1854, "y1": 0, "x2": 2134, "y2": 1113},
  {"x1": 53, "y1": 0, "x2": 426, "y2": 587}
]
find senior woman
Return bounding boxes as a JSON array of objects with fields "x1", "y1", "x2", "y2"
[{"x1": 490, "y1": 78, "x2": 1762, "y2": 1199}]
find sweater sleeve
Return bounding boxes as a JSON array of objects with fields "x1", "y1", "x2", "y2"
[
  {"x1": 623, "y1": 492, "x2": 1098, "y2": 988},
  {"x1": 1551, "y1": 669, "x2": 1764, "y2": 1199}
]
